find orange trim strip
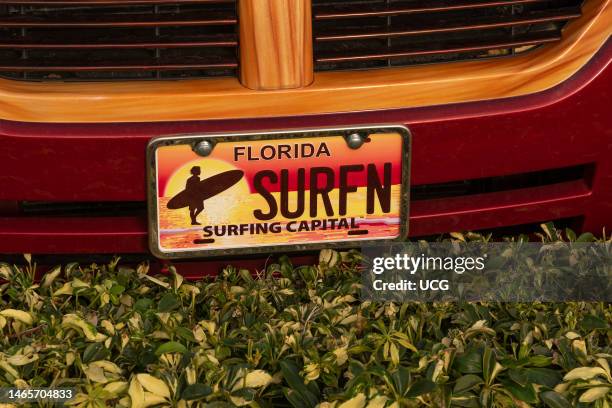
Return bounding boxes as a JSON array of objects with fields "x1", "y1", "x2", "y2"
[{"x1": 0, "y1": 0, "x2": 609, "y2": 123}]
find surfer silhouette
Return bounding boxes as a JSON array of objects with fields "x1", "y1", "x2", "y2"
[
  {"x1": 186, "y1": 166, "x2": 204, "y2": 225},
  {"x1": 166, "y1": 166, "x2": 245, "y2": 227}
]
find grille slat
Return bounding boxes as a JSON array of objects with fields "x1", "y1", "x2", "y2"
[
  {"x1": 316, "y1": 7, "x2": 581, "y2": 40},
  {"x1": 316, "y1": 31, "x2": 561, "y2": 63},
  {"x1": 314, "y1": 0, "x2": 553, "y2": 19},
  {"x1": 0, "y1": 58, "x2": 238, "y2": 72},
  {"x1": 0, "y1": 11, "x2": 236, "y2": 27},
  {"x1": 0, "y1": 0, "x2": 238, "y2": 81},
  {"x1": 2, "y1": 0, "x2": 234, "y2": 4},
  {"x1": 0, "y1": 34, "x2": 237, "y2": 49},
  {"x1": 314, "y1": 0, "x2": 584, "y2": 71}
]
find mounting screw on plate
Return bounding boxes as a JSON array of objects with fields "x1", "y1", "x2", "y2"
[
  {"x1": 346, "y1": 133, "x2": 366, "y2": 149},
  {"x1": 194, "y1": 140, "x2": 214, "y2": 157}
]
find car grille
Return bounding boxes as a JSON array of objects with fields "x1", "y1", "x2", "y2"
[
  {"x1": 313, "y1": 0, "x2": 584, "y2": 71},
  {"x1": 0, "y1": 0, "x2": 588, "y2": 81},
  {"x1": 0, "y1": 0, "x2": 238, "y2": 81}
]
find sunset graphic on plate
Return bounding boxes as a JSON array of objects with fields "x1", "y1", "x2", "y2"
[{"x1": 154, "y1": 133, "x2": 405, "y2": 252}]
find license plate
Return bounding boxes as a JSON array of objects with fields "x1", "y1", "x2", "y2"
[{"x1": 147, "y1": 126, "x2": 410, "y2": 258}]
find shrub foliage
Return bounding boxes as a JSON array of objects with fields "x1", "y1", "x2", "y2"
[{"x1": 0, "y1": 229, "x2": 611, "y2": 407}]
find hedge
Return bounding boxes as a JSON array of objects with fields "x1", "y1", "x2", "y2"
[{"x1": 0, "y1": 227, "x2": 611, "y2": 407}]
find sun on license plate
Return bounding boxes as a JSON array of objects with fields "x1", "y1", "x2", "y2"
[{"x1": 147, "y1": 126, "x2": 410, "y2": 258}]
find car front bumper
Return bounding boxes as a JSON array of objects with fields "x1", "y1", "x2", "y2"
[{"x1": 0, "y1": 41, "x2": 610, "y2": 256}]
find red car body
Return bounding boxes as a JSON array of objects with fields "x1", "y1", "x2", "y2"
[{"x1": 0, "y1": 41, "x2": 610, "y2": 270}]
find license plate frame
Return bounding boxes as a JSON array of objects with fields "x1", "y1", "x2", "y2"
[{"x1": 147, "y1": 125, "x2": 411, "y2": 259}]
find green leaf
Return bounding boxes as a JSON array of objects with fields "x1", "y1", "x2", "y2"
[
  {"x1": 500, "y1": 379, "x2": 537, "y2": 403},
  {"x1": 454, "y1": 347, "x2": 483, "y2": 374},
  {"x1": 157, "y1": 293, "x2": 181, "y2": 312},
  {"x1": 576, "y1": 232, "x2": 596, "y2": 242},
  {"x1": 508, "y1": 369, "x2": 528, "y2": 387},
  {"x1": 306, "y1": 378, "x2": 320, "y2": 399},
  {"x1": 540, "y1": 222, "x2": 558, "y2": 241},
  {"x1": 279, "y1": 360, "x2": 307, "y2": 392},
  {"x1": 283, "y1": 388, "x2": 309, "y2": 408},
  {"x1": 134, "y1": 298, "x2": 153, "y2": 312},
  {"x1": 279, "y1": 360, "x2": 318, "y2": 408},
  {"x1": 391, "y1": 366, "x2": 412, "y2": 395},
  {"x1": 175, "y1": 326, "x2": 196, "y2": 343},
  {"x1": 231, "y1": 387, "x2": 256, "y2": 401},
  {"x1": 405, "y1": 379, "x2": 436, "y2": 398},
  {"x1": 540, "y1": 391, "x2": 572, "y2": 408},
  {"x1": 579, "y1": 315, "x2": 608, "y2": 331},
  {"x1": 109, "y1": 284, "x2": 125, "y2": 296},
  {"x1": 155, "y1": 341, "x2": 187, "y2": 356},
  {"x1": 482, "y1": 347, "x2": 497, "y2": 385},
  {"x1": 453, "y1": 375, "x2": 483, "y2": 394},
  {"x1": 182, "y1": 383, "x2": 212, "y2": 400},
  {"x1": 82, "y1": 342, "x2": 110, "y2": 363},
  {"x1": 528, "y1": 355, "x2": 553, "y2": 367},
  {"x1": 205, "y1": 402, "x2": 235, "y2": 408},
  {"x1": 524, "y1": 368, "x2": 562, "y2": 388},
  {"x1": 451, "y1": 393, "x2": 480, "y2": 408},
  {"x1": 279, "y1": 256, "x2": 294, "y2": 279}
]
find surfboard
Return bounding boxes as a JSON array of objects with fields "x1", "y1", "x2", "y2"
[{"x1": 166, "y1": 170, "x2": 244, "y2": 210}]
